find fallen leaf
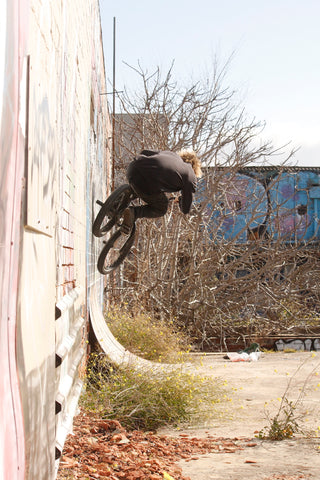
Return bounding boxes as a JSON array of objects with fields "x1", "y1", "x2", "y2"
[
  {"x1": 163, "y1": 472, "x2": 176, "y2": 480},
  {"x1": 112, "y1": 433, "x2": 130, "y2": 444}
]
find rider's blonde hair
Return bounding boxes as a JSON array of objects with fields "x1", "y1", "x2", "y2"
[{"x1": 178, "y1": 149, "x2": 202, "y2": 178}]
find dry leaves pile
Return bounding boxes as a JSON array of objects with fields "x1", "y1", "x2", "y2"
[
  {"x1": 57, "y1": 410, "x2": 312, "y2": 480},
  {"x1": 57, "y1": 409, "x2": 255, "y2": 480}
]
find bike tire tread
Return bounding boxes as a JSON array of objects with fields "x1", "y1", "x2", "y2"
[
  {"x1": 97, "y1": 225, "x2": 136, "y2": 274},
  {"x1": 92, "y1": 184, "x2": 132, "y2": 237}
]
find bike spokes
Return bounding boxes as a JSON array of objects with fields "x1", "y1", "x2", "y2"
[
  {"x1": 93, "y1": 185, "x2": 137, "y2": 274},
  {"x1": 92, "y1": 184, "x2": 133, "y2": 237},
  {"x1": 97, "y1": 225, "x2": 136, "y2": 274}
]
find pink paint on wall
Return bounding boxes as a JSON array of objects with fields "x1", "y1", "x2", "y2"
[{"x1": 0, "y1": 0, "x2": 29, "y2": 478}]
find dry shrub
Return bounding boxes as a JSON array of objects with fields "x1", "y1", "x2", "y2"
[{"x1": 105, "y1": 304, "x2": 192, "y2": 363}]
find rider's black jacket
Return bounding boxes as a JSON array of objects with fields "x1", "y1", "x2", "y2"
[{"x1": 126, "y1": 150, "x2": 197, "y2": 214}]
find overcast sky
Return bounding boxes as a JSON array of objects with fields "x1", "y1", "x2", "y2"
[{"x1": 99, "y1": 0, "x2": 320, "y2": 166}]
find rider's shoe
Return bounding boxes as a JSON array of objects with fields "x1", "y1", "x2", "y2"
[{"x1": 121, "y1": 207, "x2": 135, "y2": 235}]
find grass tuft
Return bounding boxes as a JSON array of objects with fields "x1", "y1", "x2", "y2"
[
  {"x1": 81, "y1": 352, "x2": 225, "y2": 431},
  {"x1": 105, "y1": 304, "x2": 192, "y2": 363},
  {"x1": 257, "y1": 354, "x2": 320, "y2": 440}
]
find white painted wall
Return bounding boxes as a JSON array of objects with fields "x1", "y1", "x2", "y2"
[{"x1": 14, "y1": 1, "x2": 110, "y2": 478}]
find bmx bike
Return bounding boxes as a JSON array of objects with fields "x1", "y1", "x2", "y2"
[{"x1": 92, "y1": 184, "x2": 137, "y2": 275}]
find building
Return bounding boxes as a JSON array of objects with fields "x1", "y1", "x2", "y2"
[{"x1": 0, "y1": 1, "x2": 110, "y2": 478}]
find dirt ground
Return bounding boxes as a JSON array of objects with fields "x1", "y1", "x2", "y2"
[{"x1": 159, "y1": 351, "x2": 320, "y2": 480}]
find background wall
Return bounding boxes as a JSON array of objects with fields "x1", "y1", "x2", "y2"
[{"x1": 206, "y1": 167, "x2": 320, "y2": 243}]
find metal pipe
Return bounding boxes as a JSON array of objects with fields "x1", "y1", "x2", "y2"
[{"x1": 111, "y1": 17, "x2": 116, "y2": 190}]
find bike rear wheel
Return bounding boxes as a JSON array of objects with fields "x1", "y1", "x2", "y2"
[
  {"x1": 97, "y1": 224, "x2": 136, "y2": 274},
  {"x1": 92, "y1": 184, "x2": 134, "y2": 237}
]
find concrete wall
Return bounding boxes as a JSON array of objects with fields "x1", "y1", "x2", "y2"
[
  {"x1": 203, "y1": 167, "x2": 320, "y2": 243},
  {"x1": 0, "y1": 1, "x2": 111, "y2": 479}
]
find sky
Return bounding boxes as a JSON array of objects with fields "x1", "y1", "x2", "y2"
[{"x1": 99, "y1": 0, "x2": 320, "y2": 166}]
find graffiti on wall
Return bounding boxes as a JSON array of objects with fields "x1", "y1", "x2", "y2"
[
  {"x1": 275, "y1": 338, "x2": 320, "y2": 351},
  {"x1": 201, "y1": 169, "x2": 320, "y2": 243}
]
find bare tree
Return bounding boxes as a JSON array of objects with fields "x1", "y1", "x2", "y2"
[{"x1": 108, "y1": 61, "x2": 320, "y2": 351}]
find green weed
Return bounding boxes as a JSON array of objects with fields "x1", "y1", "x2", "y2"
[
  {"x1": 257, "y1": 397, "x2": 302, "y2": 440},
  {"x1": 81, "y1": 352, "x2": 225, "y2": 431},
  {"x1": 257, "y1": 354, "x2": 320, "y2": 440}
]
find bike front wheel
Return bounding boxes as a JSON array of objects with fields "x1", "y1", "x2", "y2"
[
  {"x1": 97, "y1": 225, "x2": 136, "y2": 274},
  {"x1": 92, "y1": 184, "x2": 134, "y2": 237}
]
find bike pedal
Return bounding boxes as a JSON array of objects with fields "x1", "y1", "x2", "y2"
[{"x1": 96, "y1": 200, "x2": 104, "y2": 206}]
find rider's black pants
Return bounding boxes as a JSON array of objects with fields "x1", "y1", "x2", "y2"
[{"x1": 130, "y1": 185, "x2": 169, "y2": 219}]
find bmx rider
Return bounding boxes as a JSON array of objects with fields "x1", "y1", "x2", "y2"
[{"x1": 121, "y1": 149, "x2": 202, "y2": 234}]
